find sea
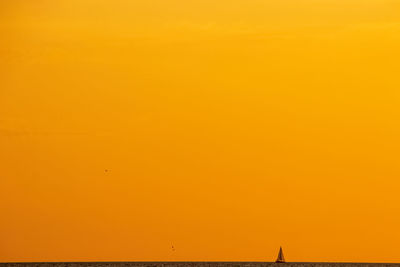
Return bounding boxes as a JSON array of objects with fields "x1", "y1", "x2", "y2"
[{"x1": 0, "y1": 263, "x2": 399, "y2": 267}]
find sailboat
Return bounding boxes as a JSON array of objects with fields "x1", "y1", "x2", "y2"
[{"x1": 275, "y1": 246, "x2": 285, "y2": 263}]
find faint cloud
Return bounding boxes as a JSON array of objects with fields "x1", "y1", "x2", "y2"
[
  {"x1": 0, "y1": 127, "x2": 90, "y2": 137},
  {"x1": 0, "y1": 128, "x2": 29, "y2": 137}
]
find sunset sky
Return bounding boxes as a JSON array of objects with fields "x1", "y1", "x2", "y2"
[{"x1": 1, "y1": 0, "x2": 400, "y2": 263}]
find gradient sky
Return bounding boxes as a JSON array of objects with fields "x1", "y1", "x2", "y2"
[{"x1": 1, "y1": 0, "x2": 400, "y2": 263}]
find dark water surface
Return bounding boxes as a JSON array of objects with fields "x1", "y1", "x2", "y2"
[{"x1": 1, "y1": 263, "x2": 399, "y2": 267}]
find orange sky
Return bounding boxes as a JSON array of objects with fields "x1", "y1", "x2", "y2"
[{"x1": 1, "y1": 0, "x2": 400, "y2": 263}]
